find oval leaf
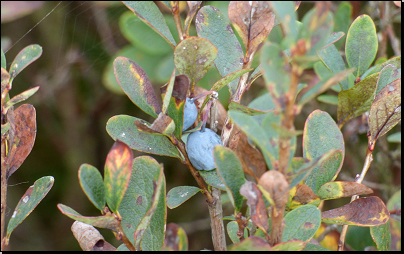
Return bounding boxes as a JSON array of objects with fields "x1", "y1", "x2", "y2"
[
  {"x1": 4, "y1": 86, "x2": 39, "y2": 111},
  {"x1": 345, "y1": 14, "x2": 378, "y2": 77},
  {"x1": 6, "y1": 176, "x2": 54, "y2": 242},
  {"x1": 317, "y1": 181, "x2": 373, "y2": 200},
  {"x1": 321, "y1": 196, "x2": 389, "y2": 226},
  {"x1": 9, "y1": 44, "x2": 42, "y2": 82},
  {"x1": 166, "y1": 186, "x2": 201, "y2": 209},
  {"x1": 370, "y1": 222, "x2": 391, "y2": 251},
  {"x1": 7, "y1": 104, "x2": 37, "y2": 177},
  {"x1": 196, "y1": 5, "x2": 244, "y2": 95},
  {"x1": 104, "y1": 140, "x2": 133, "y2": 213},
  {"x1": 227, "y1": 220, "x2": 248, "y2": 244},
  {"x1": 173, "y1": 37, "x2": 217, "y2": 90},
  {"x1": 283, "y1": 204, "x2": 321, "y2": 242},
  {"x1": 118, "y1": 156, "x2": 166, "y2": 250},
  {"x1": 198, "y1": 169, "x2": 226, "y2": 191},
  {"x1": 78, "y1": 164, "x2": 106, "y2": 212},
  {"x1": 303, "y1": 110, "x2": 344, "y2": 194},
  {"x1": 214, "y1": 146, "x2": 245, "y2": 212},
  {"x1": 114, "y1": 56, "x2": 161, "y2": 118},
  {"x1": 106, "y1": 115, "x2": 180, "y2": 159},
  {"x1": 122, "y1": 1, "x2": 176, "y2": 47},
  {"x1": 369, "y1": 79, "x2": 401, "y2": 144},
  {"x1": 133, "y1": 165, "x2": 165, "y2": 251},
  {"x1": 57, "y1": 204, "x2": 120, "y2": 230}
]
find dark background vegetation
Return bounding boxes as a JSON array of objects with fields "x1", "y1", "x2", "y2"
[{"x1": 1, "y1": 1, "x2": 401, "y2": 250}]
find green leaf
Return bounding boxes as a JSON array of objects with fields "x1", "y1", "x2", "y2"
[
  {"x1": 323, "y1": 31, "x2": 345, "y2": 49},
  {"x1": 227, "y1": 221, "x2": 248, "y2": 244},
  {"x1": 106, "y1": 115, "x2": 180, "y2": 159},
  {"x1": 346, "y1": 15, "x2": 378, "y2": 78},
  {"x1": 1, "y1": 48, "x2": 5, "y2": 69},
  {"x1": 228, "y1": 101, "x2": 271, "y2": 116},
  {"x1": 119, "y1": 11, "x2": 173, "y2": 55},
  {"x1": 78, "y1": 164, "x2": 106, "y2": 212},
  {"x1": 317, "y1": 94, "x2": 338, "y2": 105},
  {"x1": 195, "y1": 6, "x2": 244, "y2": 96},
  {"x1": 103, "y1": 45, "x2": 166, "y2": 94},
  {"x1": 270, "y1": 2, "x2": 298, "y2": 44},
  {"x1": 321, "y1": 196, "x2": 389, "y2": 226},
  {"x1": 333, "y1": 2, "x2": 352, "y2": 49},
  {"x1": 302, "y1": 242, "x2": 331, "y2": 251},
  {"x1": 118, "y1": 156, "x2": 166, "y2": 251},
  {"x1": 337, "y1": 72, "x2": 379, "y2": 128},
  {"x1": 57, "y1": 204, "x2": 119, "y2": 230},
  {"x1": 122, "y1": 1, "x2": 176, "y2": 47},
  {"x1": 271, "y1": 240, "x2": 306, "y2": 251},
  {"x1": 368, "y1": 79, "x2": 401, "y2": 143},
  {"x1": 9, "y1": 44, "x2": 42, "y2": 83},
  {"x1": 318, "y1": 43, "x2": 353, "y2": 90},
  {"x1": 210, "y1": 68, "x2": 252, "y2": 92},
  {"x1": 166, "y1": 186, "x2": 201, "y2": 209},
  {"x1": 297, "y1": 4, "x2": 334, "y2": 56},
  {"x1": 228, "y1": 110, "x2": 276, "y2": 170},
  {"x1": 198, "y1": 169, "x2": 226, "y2": 191},
  {"x1": 134, "y1": 164, "x2": 165, "y2": 251},
  {"x1": 317, "y1": 181, "x2": 373, "y2": 200},
  {"x1": 228, "y1": 236, "x2": 271, "y2": 251},
  {"x1": 370, "y1": 222, "x2": 391, "y2": 251},
  {"x1": 288, "y1": 149, "x2": 340, "y2": 189},
  {"x1": 114, "y1": 56, "x2": 162, "y2": 118},
  {"x1": 298, "y1": 68, "x2": 354, "y2": 107},
  {"x1": 173, "y1": 37, "x2": 218, "y2": 90},
  {"x1": 4, "y1": 86, "x2": 39, "y2": 113},
  {"x1": 160, "y1": 74, "x2": 189, "y2": 139},
  {"x1": 214, "y1": 146, "x2": 245, "y2": 212},
  {"x1": 283, "y1": 204, "x2": 321, "y2": 242},
  {"x1": 375, "y1": 63, "x2": 401, "y2": 96},
  {"x1": 6, "y1": 176, "x2": 54, "y2": 242},
  {"x1": 161, "y1": 70, "x2": 176, "y2": 114},
  {"x1": 387, "y1": 132, "x2": 401, "y2": 143},
  {"x1": 303, "y1": 110, "x2": 344, "y2": 194},
  {"x1": 104, "y1": 140, "x2": 134, "y2": 213},
  {"x1": 364, "y1": 56, "x2": 401, "y2": 78},
  {"x1": 261, "y1": 41, "x2": 290, "y2": 100}
]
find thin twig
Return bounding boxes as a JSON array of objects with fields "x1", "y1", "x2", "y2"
[{"x1": 171, "y1": 1, "x2": 184, "y2": 41}]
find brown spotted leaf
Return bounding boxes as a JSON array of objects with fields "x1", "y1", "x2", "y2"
[
  {"x1": 104, "y1": 140, "x2": 133, "y2": 213},
  {"x1": 173, "y1": 37, "x2": 217, "y2": 91},
  {"x1": 368, "y1": 79, "x2": 401, "y2": 145},
  {"x1": 287, "y1": 184, "x2": 320, "y2": 210},
  {"x1": 228, "y1": 1, "x2": 276, "y2": 58},
  {"x1": 321, "y1": 196, "x2": 389, "y2": 226},
  {"x1": 240, "y1": 181, "x2": 269, "y2": 235},
  {"x1": 317, "y1": 181, "x2": 373, "y2": 200},
  {"x1": 7, "y1": 104, "x2": 37, "y2": 177}
]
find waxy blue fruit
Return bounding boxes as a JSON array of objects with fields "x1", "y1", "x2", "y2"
[
  {"x1": 186, "y1": 128, "x2": 223, "y2": 171},
  {"x1": 183, "y1": 97, "x2": 198, "y2": 131}
]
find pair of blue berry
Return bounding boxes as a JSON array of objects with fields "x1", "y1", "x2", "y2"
[{"x1": 183, "y1": 97, "x2": 223, "y2": 171}]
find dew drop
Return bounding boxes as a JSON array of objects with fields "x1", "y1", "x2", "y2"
[
  {"x1": 194, "y1": 45, "x2": 198, "y2": 50},
  {"x1": 12, "y1": 211, "x2": 17, "y2": 218},
  {"x1": 23, "y1": 196, "x2": 29, "y2": 203},
  {"x1": 183, "y1": 46, "x2": 186, "y2": 50},
  {"x1": 121, "y1": 132, "x2": 126, "y2": 138},
  {"x1": 180, "y1": 192, "x2": 188, "y2": 198},
  {"x1": 389, "y1": 85, "x2": 394, "y2": 92}
]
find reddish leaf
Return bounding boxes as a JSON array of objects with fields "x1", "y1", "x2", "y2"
[
  {"x1": 104, "y1": 140, "x2": 134, "y2": 213},
  {"x1": 368, "y1": 79, "x2": 401, "y2": 146},
  {"x1": 7, "y1": 104, "x2": 36, "y2": 177},
  {"x1": 321, "y1": 196, "x2": 389, "y2": 226},
  {"x1": 228, "y1": 1, "x2": 276, "y2": 58},
  {"x1": 240, "y1": 181, "x2": 269, "y2": 234},
  {"x1": 163, "y1": 223, "x2": 188, "y2": 251}
]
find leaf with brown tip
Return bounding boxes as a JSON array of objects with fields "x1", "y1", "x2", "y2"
[
  {"x1": 321, "y1": 196, "x2": 389, "y2": 226},
  {"x1": 368, "y1": 79, "x2": 401, "y2": 146}
]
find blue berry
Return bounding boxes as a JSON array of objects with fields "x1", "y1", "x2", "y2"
[
  {"x1": 186, "y1": 128, "x2": 223, "y2": 171},
  {"x1": 183, "y1": 97, "x2": 198, "y2": 131}
]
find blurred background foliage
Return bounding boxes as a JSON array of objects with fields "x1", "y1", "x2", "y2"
[{"x1": 1, "y1": 1, "x2": 401, "y2": 250}]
